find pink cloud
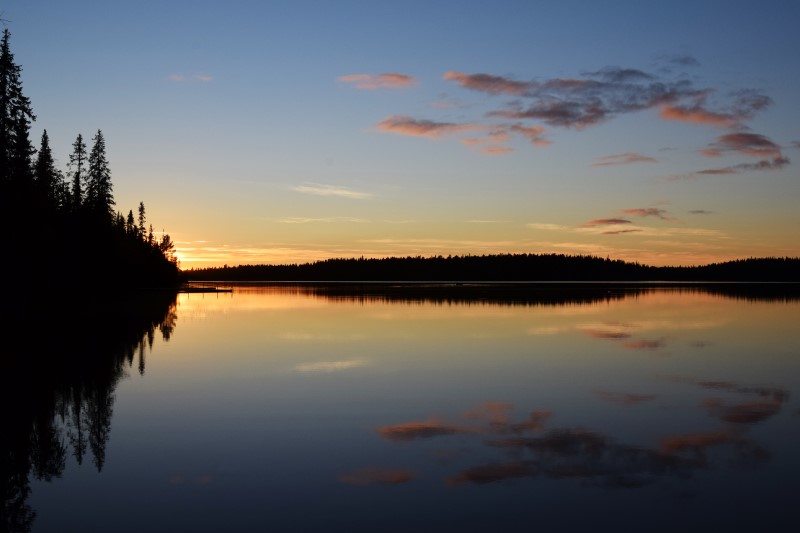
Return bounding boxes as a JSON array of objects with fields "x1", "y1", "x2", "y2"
[
  {"x1": 659, "y1": 105, "x2": 736, "y2": 128},
  {"x1": 711, "y1": 132, "x2": 782, "y2": 158},
  {"x1": 338, "y1": 73, "x2": 416, "y2": 90},
  {"x1": 443, "y1": 71, "x2": 532, "y2": 95},
  {"x1": 592, "y1": 152, "x2": 657, "y2": 167},
  {"x1": 375, "y1": 115, "x2": 477, "y2": 139},
  {"x1": 509, "y1": 124, "x2": 550, "y2": 146},
  {"x1": 582, "y1": 218, "x2": 632, "y2": 227},
  {"x1": 620, "y1": 208, "x2": 673, "y2": 220}
]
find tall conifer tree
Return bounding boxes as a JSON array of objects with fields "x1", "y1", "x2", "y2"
[
  {"x1": 86, "y1": 129, "x2": 114, "y2": 218},
  {"x1": 34, "y1": 129, "x2": 64, "y2": 209},
  {"x1": 0, "y1": 29, "x2": 36, "y2": 186},
  {"x1": 68, "y1": 133, "x2": 87, "y2": 211}
]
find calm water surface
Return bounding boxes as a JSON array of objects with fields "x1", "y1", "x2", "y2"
[{"x1": 7, "y1": 285, "x2": 800, "y2": 531}]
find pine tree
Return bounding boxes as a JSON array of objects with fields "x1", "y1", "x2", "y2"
[
  {"x1": 34, "y1": 129, "x2": 64, "y2": 209},
  {"x1": 68, "y1": 133, "x2": 87, "y2": 211},
  {"x1": 86, "y1": 129, "x2": 114, "y2": 219},
  {"x1": 0, "y1": 29, "x2": 36, "y2": 186},
  {"x1": 137, "y1": 201, "x2": 146, "y2": 238}
]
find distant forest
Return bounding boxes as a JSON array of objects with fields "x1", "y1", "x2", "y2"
[
  {"x1": 0, "y1": 30, "x2": 179, "y2": 295},
  {"x1": 187, "y1": 254, "x2": 800, "y2": 282}
]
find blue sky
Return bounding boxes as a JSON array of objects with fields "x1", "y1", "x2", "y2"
[{"x1": 4, "y1": 0, "x2": 799, "y2": 267}]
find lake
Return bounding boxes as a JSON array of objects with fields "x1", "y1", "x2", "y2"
[{"x1": 4, "y1": 284, "x2": 800, "y2": 532}]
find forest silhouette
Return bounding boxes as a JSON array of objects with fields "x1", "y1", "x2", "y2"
[
  {"x1": 188, "y1": 254, "x2": 800, "y2": 282},
  {"x1": 0, "y1": 29, "x2": 180, "y2": 304}
]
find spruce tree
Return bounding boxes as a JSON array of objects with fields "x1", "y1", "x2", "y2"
[
  {"x1": 86, "y1": 129, "x2": 114, "y2": 219},
  {"x1": 0, "y1": 29, "x2": 36, "y2": 186},
  {"x1": 34, "y1": 129, "x2": 64, "y2": 209},
  {"x1": 68, "y1": 133, "x2": 87, "y2": 211}
]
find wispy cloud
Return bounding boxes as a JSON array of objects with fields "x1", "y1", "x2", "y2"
[
  {"x1": 443, "y1": 71, "x2": 533, "y2": 95},
  {"x1": 526, "y1": 223, "x2": 569, "y2": 231},
  {"x1": 292, "y1": 183, "x2": 374, "y2": 199},
  {"x1": 700, "y1": 132, "x2": 783, "y2": 158},
  {"x1": 294, "y1": 359, "x2": 370, "y2": 373},
  {"x1": 657, "y1": 54, "x2": 701, "y2": 68},
  {"x1": 375, "y1": 115, "x2": 477, "y2": 138},
  {"x1": 278, "y1": 217, "x2": 369, "y2": 224},
  {"x1": 592, "y1": 152, "x2": 657, "y2": 167},
  {"x1": 688, "y1": 209, "x2": 714, "y2": 215},
  {"x1": 338, "y1": 73, "x2": 416, "y2": 90},
  {"x1": 466, "y1": 219, "x2": 511, "y2": 224},
  {"x1": 620, "y1": 207, "x2": 673, "y2": 220},
  {"x1": 581, "y1": 218, "x2": 633, "y2": 227}
]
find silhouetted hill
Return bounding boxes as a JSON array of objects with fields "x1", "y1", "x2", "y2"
[{"x1": 186, "y1": 254, "x2": 800, "y2": 282}]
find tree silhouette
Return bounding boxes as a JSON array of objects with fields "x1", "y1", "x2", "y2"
[
  {"x1": 0, "y1": 29, "x2": 181, "y2": 294},
  {"x1": 67, "y1": 133, "x2": 87, "y2": 212},
  {"x1": 33, "y1": 130, "x2": 66, "y2": 210},
  {"x1": 85, "y1": 130, "x2": 114, "y2": 220},
  {"x1": 0, "y1": 28, "x2": 35, "y2": 187}
]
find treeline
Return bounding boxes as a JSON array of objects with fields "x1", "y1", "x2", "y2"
[
  {"x1": 187, "y1": 254, "x2": 800, "y2": 282},
  {"x1": 0, "y1": 29, "x2": 179, "y2": 295}
]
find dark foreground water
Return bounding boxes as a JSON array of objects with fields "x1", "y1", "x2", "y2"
[{"x1": 3, "y1": 284, "x2": 800, "y2": 532}]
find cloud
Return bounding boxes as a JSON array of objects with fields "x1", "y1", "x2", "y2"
[
  {"x1": 701, "y1": 132, "x2": 783, "y2": 158},
  {"x1": 462, "y1": 124, "x2": 549, "y2": 155},
  {"x1": 696, "y1": 157, "x2": 790, "y2": 176},
  {"x1": 294, "y1": 359, "x2": 369, "y2": 373},
  {"x1": 527, "y1": 223, "x2": 568, "y2": 231},
  {"x1": 376, "y1": 419, "x2": 474, "y2": 442},
  {"x1": 622, "y1": 338, "x2": 667, "y2": 350},
  {"x1": 480, "y1": 146, "x2": 514, "y2": 155},
  {"x1": 443, "y1": 71, "x2": 533, "y2": 95},
  {"x1": 602, "y1": 229, "x2": 643, "y2": 235},
  {"x1": 375, "y1": 115, "x2": 477, "y2": 138},
  {"x1": 688, "y1": 209, "x2": 714, "y2": 215},
  {"x1": 481, "y1": 67, "x2": 715, "y2": 129},
  {"x1": 620, "y1": 208, "x2": 673, "y2": 220},
  {"x1": 339, "y1": 467, "x2": 414, "y2": 485},
  {"x1": 592, "y1": 152, "x2": 657, "y2": 167},
  {"x1": 372, "y1": 63, "x2": 777, "y2": 158},
  {"x1": 792, "y1": 141, "x2": 800, "y2": 149},
  {"x1": 509, "y1": 124, "x2": 550, "y2": 146},
  {"x1": 660, "y1": 90, "x2": 771, "y2": 128},
  {"x1": 338, "y1": 73, "x2": 416, "y2": 90},
  {"x1": 278, "y1": 217, "x2": 369, "y2": 224},
  {"x1": 291, "y1": 183, "x2": 374, "y2": 199},
  {"x1": 660, "y1": 430, "x2": 734, "y2": 454},
  {"x1": 466, "y1": 219, "x2": 511, "y2": 224},
  {"x1": 582, "y1": 218, "x2": 632, "y2": 227},
  {"x1": 659, "y1": 104, "x2": 738, "y2": 128},
  {"x1": 193, "y1": 74, "x2": 213, "y2": 82},
  {"x1": 657, "y1": 54, "x2": 701, "y2": 68}
]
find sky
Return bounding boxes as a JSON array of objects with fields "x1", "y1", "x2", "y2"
[{"x1": 4, "y1": 0, "x2": 800, "y2": 268}]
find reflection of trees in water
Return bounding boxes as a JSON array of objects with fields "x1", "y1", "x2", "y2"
[
  {"x1": 1, "y1": 291, "x2": 178, "y2": 532},
  {"x1": 291, "y1": 283, "x2": 800, "y2": 306}
]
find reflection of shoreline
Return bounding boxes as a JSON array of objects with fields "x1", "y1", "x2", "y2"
[
  {"x1": 1, "y1": 291, "x2": 179, "y2": 533},
  {"x1": 189, "y1": 282, "x2": 800, "y2": 305}
]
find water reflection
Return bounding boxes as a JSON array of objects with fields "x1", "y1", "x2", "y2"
[
  {"x1": 370, "y1": 375, "x2": 784, "y2": 491},
  {"x1": 4, "y1": 284, "x2": 800, "y2": 531},
  {"x1": 1, "y1": 292, "x2": 178, "y2": 532}
]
